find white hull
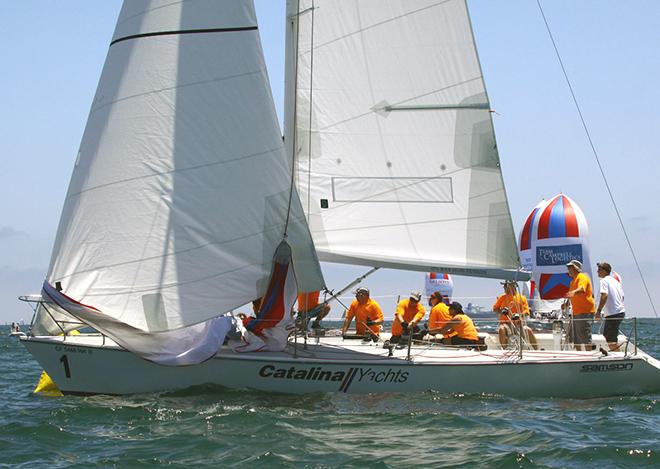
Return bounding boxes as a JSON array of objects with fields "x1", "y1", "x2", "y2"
[{"x1": 21, "y1": 333, "x2": 660, "y2": 397}]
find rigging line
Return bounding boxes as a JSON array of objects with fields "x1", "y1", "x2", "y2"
[{"x1": 537, "y1": 0, "x2": 658, "y2": 318}]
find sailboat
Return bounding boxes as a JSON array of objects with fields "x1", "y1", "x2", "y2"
[{"x1": 20, "y1": 0, "x2": 660, "y2": 397}]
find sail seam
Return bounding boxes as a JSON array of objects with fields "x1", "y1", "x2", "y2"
[
  {"x1": 65, "y1": 146, "x2": 282, "y2": 199},
  {"x1": 90, "y1": 69, "x2": 264, "y2": 114},
  {"x1": 110, "y1": 26, "x2": 258, "y2": 46},
  {"x1": 297, "y1": 0, "x2": 453, "y2": 55}
]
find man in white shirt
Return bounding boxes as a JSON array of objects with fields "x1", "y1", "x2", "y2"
[{"x1": 596, "y1": 262, "x2": 626, "y2": 351}]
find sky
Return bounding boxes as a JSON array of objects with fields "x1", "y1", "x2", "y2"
[{"x1": 0, "y1": 0, "x2": 658, "y2": 324}]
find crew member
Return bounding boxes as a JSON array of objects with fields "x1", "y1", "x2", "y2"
[
  {"x1": 341, "y1": 287, "x2": 384, "y2": 339},
  {"x1": 428, "y1": 302, "x2": 480, "y2": 348},
  {"x1": 427, "y1": 291, "x2": 454, "y2": 340},
  {"x1": 596, "y1": 261, "x2": 625, "y2": 351},
  {"x1": 492, "y1": 280, "x2": 538, "y2": 350},
  {"x1": 391, "y1": 291, "x2": 426, "y2": 343},
  {"x1": 566, "y1": 260, "x2": 596, "y2": 351},
  {"x1": 297, "y1": 290, "x2": 331, "y2": 330}
]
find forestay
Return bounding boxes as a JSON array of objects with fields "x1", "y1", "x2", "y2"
[
  {"x1": 286, "y1": 0, "x2": 526, "y2": 280},
  {"x1": 43, "y1": 0, "x2": 324, "y2": 335}
]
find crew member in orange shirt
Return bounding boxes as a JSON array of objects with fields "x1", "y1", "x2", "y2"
[
  {"x1": 391, "y1": 291, "x2": 426, "y2": 343},
  {"x1": 428, "y1": 302, "x2": 480, "y2": 348},
  {"x1": 297, "y1": 290, "x2": 331, "y2": 330},
  {"x1": 427, "y1": 291, "x2": 454, "y2": 340},
  {"x1": 341, "y1": 287, "x2": 384, "y2": 340},
  {"x1": 566, "y1": 259, "x2": 596, "y2": 351},
  {"x1": 492, "y1": 281, "x2": 538, "y2": 350}
]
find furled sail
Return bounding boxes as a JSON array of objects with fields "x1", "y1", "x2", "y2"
[
  {"x1": 43, "y1": 0, "x2": 324, "y2": 336},
  {"x1": 285, "y1": 0, "x2": 526, "y2": 280}
]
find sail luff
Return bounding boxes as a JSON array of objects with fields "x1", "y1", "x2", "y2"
[{"x1": 463, "y1": 0, "x2": 523, "y2": 271}]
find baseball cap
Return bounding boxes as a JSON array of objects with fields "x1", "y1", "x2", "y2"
[
  {"x1": 353, "y1": 286, "x2": 370, "y2": 295},
  {"x1": 409, "y1": 291, "x2": 422, "y2": 301},
  {"x1": 597, "y1": 262, "x2": 612, "y2": 274},
  {"x1": 566, "y1": 260, "x2": 583, "y2": 271}
]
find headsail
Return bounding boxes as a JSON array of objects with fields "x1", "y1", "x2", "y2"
[
  {"x1": 43, "y1": 0, "x2": 324, "y2": 336},
  {"x1": 285, "y1": 0, "x2": 526, "y2": 280}
]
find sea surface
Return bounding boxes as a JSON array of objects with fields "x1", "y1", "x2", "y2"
[{"x1": 1, "y1": 321, "x2": 658, "y2": 468}]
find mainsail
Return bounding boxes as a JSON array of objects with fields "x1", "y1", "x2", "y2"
[
  {"x1": 285, "y1": 0, "x2": 526, "y2": 280},
  {"x1": 39, "y1": 0, "x2": 324, "y2": 338}
]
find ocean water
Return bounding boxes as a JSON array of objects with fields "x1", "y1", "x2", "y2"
[{"x1": 1, "y1": 321, "x2": 658, "y2": 468}]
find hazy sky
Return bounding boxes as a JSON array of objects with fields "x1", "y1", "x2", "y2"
[{"x1": 1, "y1": 1, "x2": 658, "y2": 323}]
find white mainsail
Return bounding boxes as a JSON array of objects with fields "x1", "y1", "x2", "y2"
[
  {"x1": 285, "y1": 0, "x2": 526, "y2": 280},
  {"x1": 41, "y1": 0, "x2": 324, "y2": 337}
]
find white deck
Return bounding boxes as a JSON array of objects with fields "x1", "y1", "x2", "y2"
[{"x1": 25, "y1": 330, "x2": 649, "y2": 366}]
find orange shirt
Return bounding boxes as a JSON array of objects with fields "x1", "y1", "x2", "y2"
[
  {"x1": 346, "y1": 298, "x2": 384, "y2": 335},
  {"x1": 298, "y1": 291, "x2": 320, "y2": 312},
  {"x1": 392, "y1": 299, "x2": 426, "y2": 336},
  {"x1": 428, "y1": 302, "x2": 456, "y2": 338},
  {"x1": 569, "y1": 272, "x2": 596, "y2": 315},
  {"x1": 449, "y1": 314, "x2": 479, "y2": 341},
  {"x1": 492, "y1": 293, "x2": 529, "y2": 322},
  {"x1": 428, "y1": 302, "x2": 451, "y2": 329}
]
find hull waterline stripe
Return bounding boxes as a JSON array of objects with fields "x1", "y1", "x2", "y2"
[{"x1": 110, "y1": 26, "x2": 258, "y2": 46}]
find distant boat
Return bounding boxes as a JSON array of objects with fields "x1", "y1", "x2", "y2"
[
  {"x1": 21, "y1": 0, "x2": 660, "y2": 397},
  {"x1": 9, "y1": 322, "x2": 26, "y2": 338}
]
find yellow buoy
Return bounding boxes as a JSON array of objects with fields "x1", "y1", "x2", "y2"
[
  {"x1": 33, "y1": 370, "x2": 63, "y2": 397},
  {"x1": 33, "y1": 330, "x2": 80, "y2": 396}
]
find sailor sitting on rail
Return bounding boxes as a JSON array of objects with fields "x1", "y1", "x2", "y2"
[
  {"x1": 341, "y1": 287, "x2": 384, "y2": 341},
  {"x1": 428, "y1": 302, "x2": 482, "y2": 349},
  {"x1": 427, "y1": 291, "x2": 455, "y2": 340},
  {"x1": 295, "y1": 290, "x2": 331, "y2": 331},
  {"x1": 391, "y1": 291, "x2": 426, "y2": 344},
  {"x1": 493, "y1": 281, "x2": 538, "y2": 350}
]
